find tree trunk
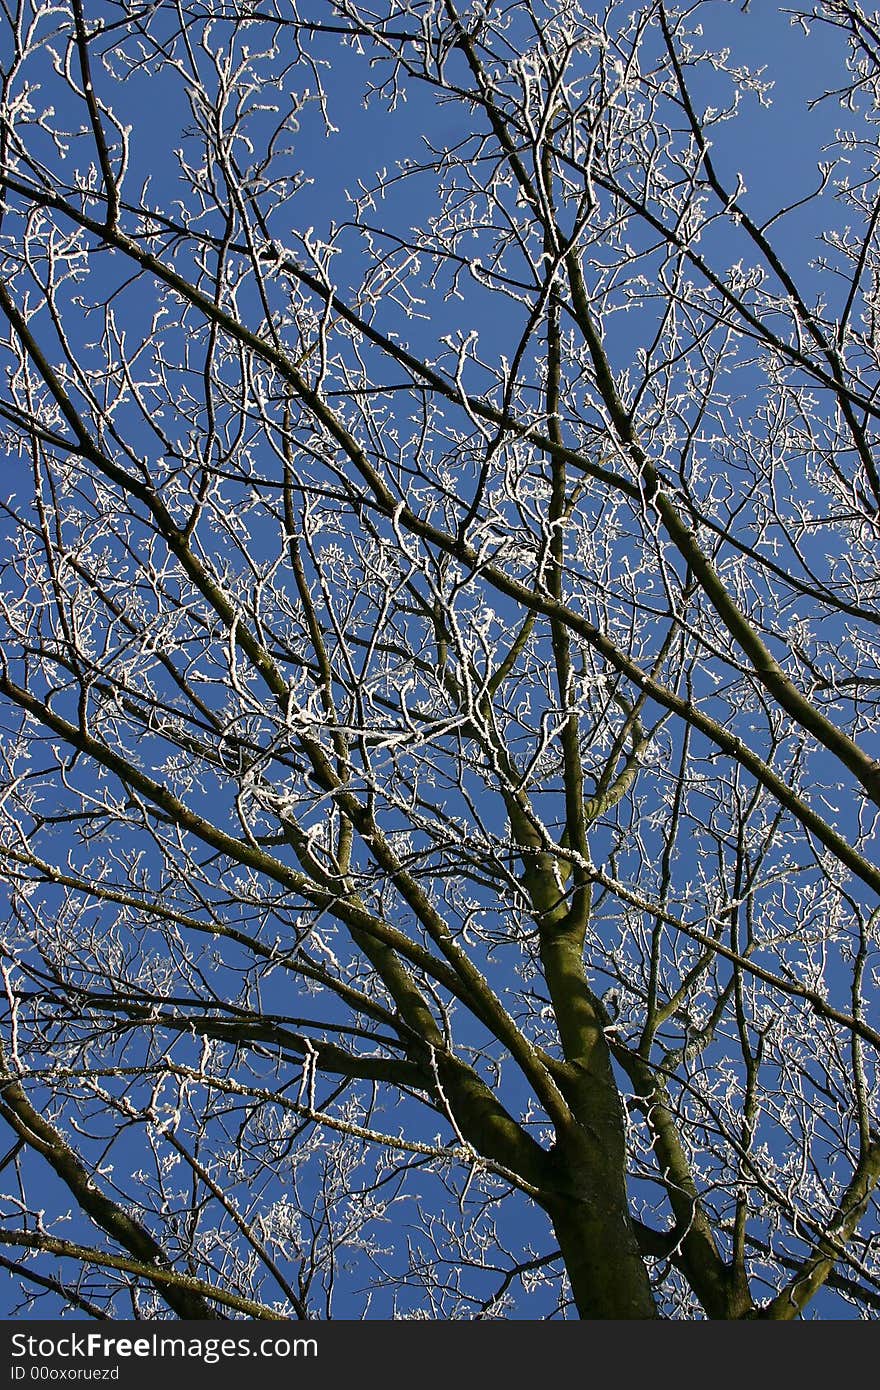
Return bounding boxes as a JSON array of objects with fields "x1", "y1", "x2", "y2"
[{"x1": 545, "y1": 1141, "x2": 658, "y2": 1319}]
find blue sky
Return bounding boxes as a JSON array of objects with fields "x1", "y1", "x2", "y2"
[{"x1": 0, "y1": 0, "x2": 877, "y2": 1321}]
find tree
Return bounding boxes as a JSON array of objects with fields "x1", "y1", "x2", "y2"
[{"x1": 0, "y1": 0, "x2": 878, "y2": 1321}]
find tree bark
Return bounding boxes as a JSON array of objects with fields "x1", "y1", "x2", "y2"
[{"x1": 545, "y1": 1139, "x2": 658, "y2": 1319}]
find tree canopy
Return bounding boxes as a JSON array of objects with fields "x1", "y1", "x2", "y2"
[{"x1": 0, "y1": 0, "x2": 879, "y2": 1320}]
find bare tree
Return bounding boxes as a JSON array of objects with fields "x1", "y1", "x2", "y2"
[{"x1": 0, "y1": 0, "x2": 878, "y2": 1320}]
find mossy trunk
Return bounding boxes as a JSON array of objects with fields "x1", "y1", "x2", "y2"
[
  {"x1": 531, "y1": 930, "x2": 658, "y2": 1318},
  {"x1": 544, "y1": 1131, "x2": 658, "y2": 1319}
]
